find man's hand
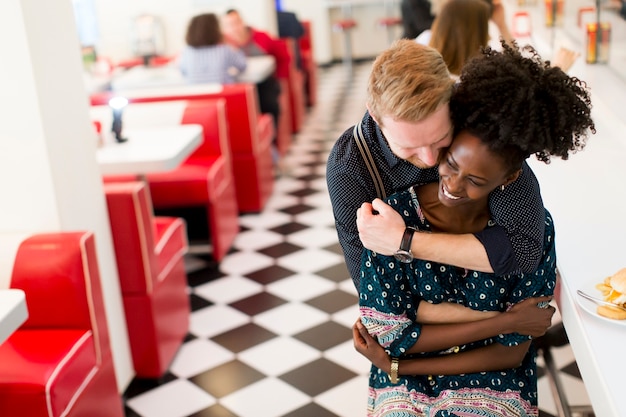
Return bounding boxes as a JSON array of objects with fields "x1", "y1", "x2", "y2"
[
  {"x1": 353, "y1": 319, "x2": 391, "y2": 371},
  {"x1": 356, "y1": 198, "x2": 405, "y2": 255},
  {"x1": 504, "y1": 296, "x2": 556, "y2": 337}
]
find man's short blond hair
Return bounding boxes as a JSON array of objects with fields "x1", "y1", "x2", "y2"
[{"x1": 367, "y1": 39, "x2": 454, "y2": 125}]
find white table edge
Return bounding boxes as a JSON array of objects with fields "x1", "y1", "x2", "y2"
[
  {"x1": 0, "y1": 289, "x2": 28, "y2": 345},
  {"x1": 96, "y1": 124, "x2": 203, "y2": 176},
  {"x1": 557, "y1": 265, "x2": 619, "y2": 417}
]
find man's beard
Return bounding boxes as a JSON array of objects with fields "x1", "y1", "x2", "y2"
[{"x1": 406, "y1": 155, "x2": 436, "y2": 169}]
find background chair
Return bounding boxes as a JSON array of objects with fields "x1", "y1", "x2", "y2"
[
  {"x1": 0, "y1": 232, "x2": 124, "y2": 417},
  {"x1": 104, "y1": 180, "x2": 190, "y2": 379},
  {"x1": 144, "y1": 99, "x2": 240, "y2": 261},
  {"x1": 377, "y1": 16, "x2": 403, "y2": 45},
  {"x1": 282, "y1": 37, "x2": 306, "y2": 136},
  {"x1": 95, "y1": 99, "x2": 239, "y2": 261},
  {"x1": 299, "y1": 20, "x2": 318, "y2": 107},
  {"x1": 377, "y1": 0, "x2": 402, "y2": 45},
  {"x1": 533, "y1": 322, "x2": 595, "y2": 417},
  {"x1": 332, "y1": 18, "x2": 357, "y2": 75}
]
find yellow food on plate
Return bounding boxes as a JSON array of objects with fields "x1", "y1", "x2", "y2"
[
  {"x1": 595, "y1": 268, "x2": 626, "y2": 320},
  {"x1": 596, "y1": 305, "x2": 626, "y2": 320}
]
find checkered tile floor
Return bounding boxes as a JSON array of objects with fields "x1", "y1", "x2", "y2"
[{"x1": 123, "y1": 62, "x2": 594, "y2": 417}]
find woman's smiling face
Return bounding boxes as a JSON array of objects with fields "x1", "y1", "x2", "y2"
[{"x1": 437, "y1": 130, "x2": 517, "y2": 208}]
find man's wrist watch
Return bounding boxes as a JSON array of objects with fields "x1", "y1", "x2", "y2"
[{"x1": 393, "y1": 227, "x2": 415, "y2": 263}]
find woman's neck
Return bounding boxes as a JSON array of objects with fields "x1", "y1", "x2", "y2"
[{"x1": 415, "y1": 183, "x2": 490, "y2": 234}]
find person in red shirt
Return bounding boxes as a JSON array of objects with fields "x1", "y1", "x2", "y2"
[
  {"x1": 222, "y1": 9, "x2": 291, "y2": 146},
  {"x1": 222, "y1": 9, "x2": 291, "y2": 79}
]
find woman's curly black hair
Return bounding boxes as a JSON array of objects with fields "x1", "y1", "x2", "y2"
[{"x1": 450, "y1": 41, "x2": 595, "y2": 172}]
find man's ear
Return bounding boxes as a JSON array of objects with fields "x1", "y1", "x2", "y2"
[{"x1": 365, "y1": 103, "x2": 380, "y2": 126}]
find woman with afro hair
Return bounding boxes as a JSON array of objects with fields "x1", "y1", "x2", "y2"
[{"x1": 353, "y1": 41, "x2": 595, "y2": 417}]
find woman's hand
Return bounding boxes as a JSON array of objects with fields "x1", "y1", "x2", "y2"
[
  {"x1": 353, "y1": 319, "x2": 391, "y2": 371},
  {"x1": 503, "y1": 296, "x2": 555, "y2": 337},
  {"x1": 356, "y1": 198, "x2": 406, "y2": 255}
]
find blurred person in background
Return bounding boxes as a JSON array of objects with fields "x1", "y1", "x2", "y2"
[
  {"x1": 179, "y1": 13, "x2": 246, "y2": 84},
  {"x1": 222, "y1": 8, "x2": 290, "y2": 142},
  {"x1": 400, "y1": 0, "x2": 435, "y2": 39},
  {"x1": 275, "y1": 0, "x2": 305, "y2": 70},
  {"x1": 416, "y1": 0, "x2": 513, "y2": 77},
  {"x1": 417, "y1": 0, "x2": 578, "y2": 78}
]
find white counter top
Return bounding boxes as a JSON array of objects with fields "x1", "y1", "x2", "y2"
[
  {"x1": 495, "y1": 4, "x2": 626, "y2": 414},
  {"x1": 527, "y1": 90, "x2": 626, "y2": 416},
  {"x1": 522, "y1": 35, "x2": 626, "y2": 417}
]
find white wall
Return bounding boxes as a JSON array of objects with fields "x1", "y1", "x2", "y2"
[
  {"x1": 282, "y1": 0, "x2": 401, "y2": 64},
  {"x1": 0, "y1": 0, "x2": 133, "y2": 390},
  {"x1": 92, "y1": 0, "x2": 277, "y2": 62},
  {"x1": 90, "y1": 0, "x2": 400, "y2": 65}
]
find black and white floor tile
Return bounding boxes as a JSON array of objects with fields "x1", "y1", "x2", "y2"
[{"x1": 123, "y1": 62, "x2": 594, "y2": 417}]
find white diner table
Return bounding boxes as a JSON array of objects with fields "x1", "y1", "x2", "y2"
[
  {"x1": 110, "y1": 65, "x2": 185, "y2": 91},
  {"x1": 90, "y1": 101, "x2": 203, "y2": 176},
  {"x1": 238, "y1": 55, "x2": 276, "y2": 83},
  {"x1": 324, "y1": 0, "x2": 387, "y2": 7},
  {"x1": 0, "y1": 289, "x2": 28, "y2": 345},
  {"x1": 96, "y1": 124, "x2": 202, "y2": 176},
  {"x1": 110, "y1": 55, "x2": 276, "y2": 91}
]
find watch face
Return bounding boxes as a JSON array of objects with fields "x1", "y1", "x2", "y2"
[{"x1": 394, "y1": 250, "x2": 413, "y2": 263}]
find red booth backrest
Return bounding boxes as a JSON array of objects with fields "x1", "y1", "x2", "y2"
[
  {"x1": 182, "y1": 99, "x2": 229, "y2": 162},
  {"x1": 91, "y1": 84, "x2": 262, "y2": 155},
  {"x1": 104, "y1": 181, "x2": 158, "y2": 294},
  {"x1": 299, "y1": 21, "x2": 313, "y2": 53},
  {"x1": 10, "y1": 232, "x2": 109, "y2": 362}
]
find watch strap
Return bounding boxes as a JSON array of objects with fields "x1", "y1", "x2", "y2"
[{"x1": 399, "y1": 227, "x2": 415, "y2": 252}]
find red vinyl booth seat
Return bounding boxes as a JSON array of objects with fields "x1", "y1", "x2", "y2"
[
  {"x1": 299, "y1": 20, "x2": 318, "y2": 107},
  {"x1": 278, "y1": 37, "x2": 306, "y2": 138},
  {"x1": 102, "y1": 99, "x2": 239, "y2": 261},
  {"x1": 276, "y1": 77, "x2": 293, "y2": 157},
  {"x1": 92, "y1": 84, "x2": 274, "y2": 213},
  {"x1": 104, "y1": 181, "x2": 191, "y2": 379},
  {"x1": 0, "y1": 232, "x2": 124, "y2": 417},
  {"x1": 147, "y1": 99, "x2": 239, "y2": 261}
]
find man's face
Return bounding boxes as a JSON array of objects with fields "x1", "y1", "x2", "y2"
[
  {"x1": 221, "y1": 12, "x2": 247, "y2": 44},
  {"x1": 378, "y1": 104, "x2": 453, "y2": 169}
]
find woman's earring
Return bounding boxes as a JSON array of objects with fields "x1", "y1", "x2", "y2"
[{"x1": 500, "y1": 185, "x2": 505, "y2": 192}]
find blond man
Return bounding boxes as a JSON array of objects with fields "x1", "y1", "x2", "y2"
[{"x1": 327, "y1": 40, "x2": 545, "y2": 290}]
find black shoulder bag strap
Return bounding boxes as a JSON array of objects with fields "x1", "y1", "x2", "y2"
[{"x1": 353, "y1": 121, "x2": 387, "y2": 200}]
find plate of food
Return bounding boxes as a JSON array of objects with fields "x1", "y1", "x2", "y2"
[{"x1": 576, "y1": 268, "x2": 626, "y2": 325}]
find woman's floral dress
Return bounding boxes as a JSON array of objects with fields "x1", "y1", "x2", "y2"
[{"x1": 359, "y1": 187, "x2": 556, "y2": 417}]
